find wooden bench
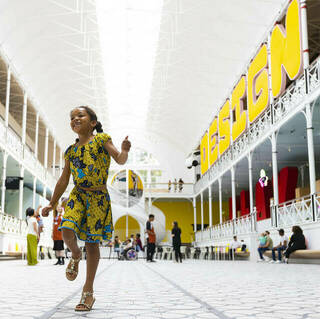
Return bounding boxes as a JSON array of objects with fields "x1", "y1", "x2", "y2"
[
  {"x1": 235, "y1": 251, "x2": 250, "y2": 260},
  {"x1": 264, "y1": 250, "x2": 320, "y2": 264}
]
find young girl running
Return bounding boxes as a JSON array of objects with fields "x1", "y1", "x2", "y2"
[{"x1": 42, "y1": 106, "x2": 131, "y2": 311}]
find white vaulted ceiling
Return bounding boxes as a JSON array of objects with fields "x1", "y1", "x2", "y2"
[{"x1": 0, "y1": 0, "x2": 289, "y2": 177}]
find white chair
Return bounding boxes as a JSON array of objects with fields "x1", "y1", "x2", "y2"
[
  {"x1": 190, "y1": 247, "x2": 196, "y2": 259},
  {"x1": 180, "y1": 246, "x2": 186, "y2": 259}
]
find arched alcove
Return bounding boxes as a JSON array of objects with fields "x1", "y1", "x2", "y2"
[{"x1": 114, "y1": 215, "x2": 140, "y2": 241}]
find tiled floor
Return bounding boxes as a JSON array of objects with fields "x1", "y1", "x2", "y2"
[{"x1": 0, "y1": 258, "x2": 320, "y2": 318}]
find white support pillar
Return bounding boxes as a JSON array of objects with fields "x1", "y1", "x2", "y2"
[
  {"x1": 52, "y1": 139, "x2": 56, "y2": 176},
  {"x1": 34, "y1": 113, "x2": 39, "y2": 159},
  {"x1": 32, "y1": 177, "x2": 37, "y2": 208},
  {"x1": 59, "y1": 150, "x2": 63, "y2": 176},
  {"x1": 1, "y1": 152, "x2": 8, "y2": 213},
  {"x1": 306, "y1": 104, "x2": 316, "y2": 194},
  {"x1": 300, "y1": 0, "x2": 310, "y2": 70},
  {"x1": 18, "y1": 166, "x2": 24, "y2": 220},
  {"x1": 218, "y1": 178, "x2": 223, "y2": 224},
  {"x1": 193, "y1": 196, "x2": 197, "y2": 233},
  {"x1": 21, "y1": 93, "x2": 27, "y2": 145},
  {"x1": 271, "y1": 132, "x2": 279, "y2": 206},
  {"x1": 5, "y1": 66, "x2": 11, "y2": 128},
  {"x1": 200, "y1": 192, "x2": 204, "y2": 230},
  {"x1": 231, "y1": 166, "x2": 236, "y2": 220},
  {"x1": 44, "y1": 128, "x2": 49, "y2": 169},
  {"x1": 148, "y1": 197, "x2": 152, "y2": 214},
  {"x1": 208, "y1": 186, "x2": 212, "y2": 228},
  {"x1": 248, "y1": 152, "x2": 254, "y2": 214}
]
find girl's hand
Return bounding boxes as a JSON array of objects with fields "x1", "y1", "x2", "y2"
[
  {"x1": 42, "y1": 205, "x2": 53, "y2": 217},
  {"x1": 121, "y1": 136, "x2": 131, "y2": 152}
]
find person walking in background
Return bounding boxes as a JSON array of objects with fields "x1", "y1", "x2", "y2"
[
  {"x1": 26, "y1": 207, "x2": 39, "y2": 266},
  {"x1": 173, "y1": 179, "x2": 177, "y2": 192},
  {"x1": 135, "y1": 233, "x2": 143, "y2": 253},
  {"x1": 146, "y1": 214, "x2": 156, "y2": 262},
  {"x1": 284, "y1": 226, "x2": 306, "y2": 262},
  {"x1": 52, "y1": 205, "x2": 65, "y2": 265},
  {"x1": 178, "y1": 178, "x2": 184, "y2": 192},
  {"x1": 270, "y1": 229, "x2": 288, "y2": 263},
  {"x1": 171, "y1": 221, "x2": 182, "y2": 263},
  {"x1": 168, "y1": 180, "x2": 172, "y2": 192}
]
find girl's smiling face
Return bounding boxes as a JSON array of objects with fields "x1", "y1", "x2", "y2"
[{"x1": 70, "y1": 108, "x2": 96, "y2": 134}]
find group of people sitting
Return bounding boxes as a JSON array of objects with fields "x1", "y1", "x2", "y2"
[
  {"x1": 113, "y1": 233, "x2": 143, "y2": 259},
  {"x1": 257, "y1": 226, "x2": 306, "y2": 263}
]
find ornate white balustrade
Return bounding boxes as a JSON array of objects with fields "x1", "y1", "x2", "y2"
[
  {"x1": 194, "y1": 57, "x2": 320, "y2": 195},
  {"x1": 0, "y1": 212, "x2": 27, "y2": 236},
  {"x1": 314, "y1": 193, "x2": 320, "y2": 221},
  {"x1": 195, "y1": 213, "x2": 256, "y2": 245}
]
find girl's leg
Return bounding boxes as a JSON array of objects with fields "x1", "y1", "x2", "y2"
[
  {"x1": 83, "y1": 242, "x2": 100, "y2": 292},
  {"x1": 76, "y1": 242, "x2": 99, "y2": 310},
  {"x1": 62, "y1": 229, "x2": 81, "y2": 259}
]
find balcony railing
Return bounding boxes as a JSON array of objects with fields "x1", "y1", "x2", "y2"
[
  {"x1": 0, "y1": 212, "x2": 28, "y2": 236},
  {"x1": 195, "y1": 211, "x2": 257, "y2": 244},
  {"x1": 145, "y1": 182, "x2": 194, "y2": 197}
]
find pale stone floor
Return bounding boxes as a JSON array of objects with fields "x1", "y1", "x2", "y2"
[{"x1": 0, "y1": 258, "x2": 320, "y2": 319}]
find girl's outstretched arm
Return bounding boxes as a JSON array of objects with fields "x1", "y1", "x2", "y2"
[
  {"x1": 42, "y1": 160, "x2": 71, "y2": 217},
  {"x1": 104, "y1": 136, "x2": 131, "y2": 165}
]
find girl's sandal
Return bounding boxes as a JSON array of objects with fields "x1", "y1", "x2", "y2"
[
  {"x1": 65, "y1": 256, "x2": 81, "y2": 281},
  {"x1": 74, "y1": 291, "x2": 95, "y2": 312}
]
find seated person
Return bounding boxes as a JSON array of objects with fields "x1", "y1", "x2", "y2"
[
  {"x1": 240, "y1": 240, "x2": 247, "y2": 252},
  {"x1": 135, "y1": 233, "x2": 144, "y2": 252},
  {"x1": 121, "y1": 238, "x2": 133, "y2": 255},
  {"x1": 113, "y1": 236, "x2": 121, "y2": 259},
  {"x1": 270, "y1": 229, "x2": 288, "y2": 263},
  {"x1": 284, "y1": 225, "x2": 306, "y2": 261},
  {"x1": 257, "y1": 231, "x2": 273, "y2": 262},
  {"x1": 229, "y1": 236, "x2": 241, "y2": 258}
]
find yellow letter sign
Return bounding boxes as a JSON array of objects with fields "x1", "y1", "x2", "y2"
[
  {"x1": 209, "y1": 117, "x2": 218, "y2": 166},
  {"x1": 200, "y1": 132, "x2": 209, "y2": 175},
  {"x1": 270, "y1": 0, "x2": 303, "y2": 98},
  {"x1": 232, "y1": 76, "x2": 247, "y2": 141},
  {"x1": 219, "y1": 100, "x2": 231, "y2": 156},
  {"x1": 247, "y1": 44, "x2": 269, "y2": 123}
]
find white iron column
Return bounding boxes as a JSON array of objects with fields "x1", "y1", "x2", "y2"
[
  {"x1": 231, "y1": 166, "x2": 236, "y2": 220},
  {"x1": 208, "y1": 186, "x2": 212, "y2": 227},
  {"x1": 21, "y1": 93, "x2": 27, "y2": 145},
  {"x1": 1, "y1": 152, "x2": 8, "y2": 213},
  {"x1": 32, "y1": 177, "x2": 37, "y2": 208},
  {"x1": 44, "y1": 128, "x2": 49, "y2": 169},
  {"x1": 200, "y1": 192, "x2": 204, "y2": 230},
  {"x1": 52, "y1": 139, "x2": 56, "y2": 176},
  {"x1": 218, "y1": 178, "x2": 222, "y2": 223},
  {"x1": 18, "y1": 166, "x2": 24, "y2": 220},
  {"x1": 271, "y1": 132, "x2": 279, "y2": 206},
  {"x1": 306, "y1": 104, "x2": 316, "y2": 194},
  {"x1": 300, "y1": 1, "x2": 316, "y2": 195},
  {"x1": 5, "y1": 66, "x2": 11, "y2": 128},
  {"x1": 34, "y1": 113, "x2": 39, "y2": 159},
  {"x1": 193, "y1": 196, "x2": 197, "y2": 233},
  {"x1": 248, "y1": 152, "x2": 254, "y2": 214}
]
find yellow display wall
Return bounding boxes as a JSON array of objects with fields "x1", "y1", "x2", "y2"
[
  {"x1": 153, "y1": 200, "x2": 229, "y2": 244},
  {"x1": 114, "y1": 215, "x2": 140, "y2": 241}
]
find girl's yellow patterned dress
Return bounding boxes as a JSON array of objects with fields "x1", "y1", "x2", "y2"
[{"x1": 59, "y1": 133, "x2": 113, "y2": 243}]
